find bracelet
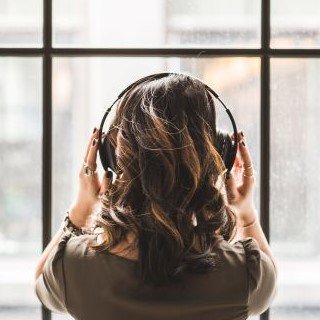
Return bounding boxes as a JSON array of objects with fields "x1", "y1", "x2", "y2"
[
  {"x1": 236, "y1": 216, "x2": 257, "y2": 228},
  {"x1": 62, "y1": 210, "x2": 96, "y2": 236}
]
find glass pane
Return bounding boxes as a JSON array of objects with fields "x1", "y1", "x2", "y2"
[
  {"x1": 0, "y1": 0, "x2": 42, "y2": 47},
  {"x1": 270, "y1": 59, "x2": 320, "y2": 319},
  {"x1": 53, "y1": 0, "x2": 261, "y2": 48},
  {"x1": 52, "y1": 56, "x2": 260, "y2": 230},
  {"x1": 271, "y1": 1, "x2": 320, "y2": 48},
  {"x1": 0, "y1": 58, "x2": 42, "y2": 318}
]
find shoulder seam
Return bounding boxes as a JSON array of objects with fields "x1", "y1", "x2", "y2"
[{"x1": 60, "y1": 232, "x2": 73, "y2": 312}]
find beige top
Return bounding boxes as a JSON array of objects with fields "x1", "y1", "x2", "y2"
[{"x1": 35, "y1": 232, "x2": 277, "y2": 320}]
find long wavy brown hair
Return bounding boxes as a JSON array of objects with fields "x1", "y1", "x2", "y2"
[{"x1": 88, "y1": 73, "x2": 237, "y2": 286}]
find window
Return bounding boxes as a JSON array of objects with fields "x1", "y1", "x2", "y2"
[{"x1": 1, "y1": 1, "x2": 319, "y2": 320}]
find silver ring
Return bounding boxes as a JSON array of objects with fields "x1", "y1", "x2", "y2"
[
  {"x1": 82, "y1": 162, "x2": 97, "y2": 176},
  {"x1": 244, "y1": 164, "x2": 253, "y2": 170}
]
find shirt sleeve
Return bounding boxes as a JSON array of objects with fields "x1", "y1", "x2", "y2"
[
  {"x1": 34, "y1": 232, "x2": 73, "y2": 314},
  {"x1": 240, "y1": 237, "x2": 278, "y2": 316}
]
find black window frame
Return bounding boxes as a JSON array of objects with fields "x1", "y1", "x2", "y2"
[{"x1": 1, "y1": 1, "x2": 320, "y2": 319}]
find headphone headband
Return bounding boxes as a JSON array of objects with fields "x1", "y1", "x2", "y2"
[{"x1": 98, "y1": 72, "x2": 238, "y2": 172}]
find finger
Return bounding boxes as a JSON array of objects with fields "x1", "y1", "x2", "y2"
[
  {"x1": 224, "y1": 171, "x2": 238, "y2": 202},
  {"x1": 232, "y1": 145, "x2": 244, "y2": 184},
  {"x1": 238, "y1": 136, "x2": 253, "y2": 169},
  {"x1": 232, "y1": 131, "x2": 252, "y2": 168},
  {"x1": 99, "y1": 170, "x2": 113, "y2": 196},
  {"x1": 87, "y1": 132, "x2": 106, "y2": 170},
  {"x1": 232, "y1": 130, "x2": 254, "y2": 176},
  {"x1": 230, "y1": 130, "x2": 243, "y2": 143},
  {"x1": 84, "y1": 127, "x2": 100, "y2": 163},
  {"x1": 234, "y1": 148, "x2": 243, "y2": 169},
  {"x1": 86, "y1": 137, "x2": 98, "y2": 171},
  {"x1": 238, "y1": 135, "x2": 255, "y2": 190}
]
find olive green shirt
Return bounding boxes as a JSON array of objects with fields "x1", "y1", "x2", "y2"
[{"x1": 35, "y1": 232, "x2": 277, "y2": 320}]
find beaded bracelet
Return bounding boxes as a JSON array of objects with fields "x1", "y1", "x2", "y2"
[{"x1": 61, "y1": 210, "x2": 96, "y2": 236}]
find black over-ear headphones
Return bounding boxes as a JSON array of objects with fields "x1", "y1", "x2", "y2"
[{"x1": 97, "y1": 72, "x2": 239, "y2": 175}]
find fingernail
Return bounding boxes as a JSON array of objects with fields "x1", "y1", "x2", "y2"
[
  {"x1": 241, "y1": 140, "x2": 246, "y2": 146},
  {"x1": 93, "y1": 127, "x2": 97, "y2": 133},
  {"x1": 107, "y1": 170, "x2": 113, "y2": 179},
  {"x1": 92, "y1": 139, "x2": 96, "y2": 146},
  {"x1": 240, "y1": 131, "x2": 244, "y2": 137}
]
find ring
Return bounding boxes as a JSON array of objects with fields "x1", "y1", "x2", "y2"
[
  {"x1": 243, "y1": 173, "x2": 254, "y2": 177},
  {"x1": 243, "y1": 168, "x2": 255, "y2": 177},
  {"x1": 244, "y1": 164, "x2": 253, "y2": 170},
  {"x1": 82, "y1": 162, "x2": 97, "y2": 176}
]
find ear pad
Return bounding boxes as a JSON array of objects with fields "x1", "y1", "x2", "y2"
[
  {"x1": 215, "y1": 129, "x2": 237, "y2": 172},
  {"x1": 99, "y1": 135, "x2": 117, "y2": 173}
]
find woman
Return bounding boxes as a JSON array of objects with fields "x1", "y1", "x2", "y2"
[{"x1": 34, "y1": 73, "x2": 278, "y2": 320}]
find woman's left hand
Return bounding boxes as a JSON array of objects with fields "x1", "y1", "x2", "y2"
[{"x1": 69, "y1": 127, "x2": 112, "y2": 227}]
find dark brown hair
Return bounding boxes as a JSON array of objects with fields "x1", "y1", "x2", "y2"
[{"x1": 88, "y1": 73, "x2": 237, "y2": 286}]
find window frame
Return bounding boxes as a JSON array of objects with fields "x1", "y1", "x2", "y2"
[{"x1": 1, "y1": 1, "x2": 320, "y2": 319}]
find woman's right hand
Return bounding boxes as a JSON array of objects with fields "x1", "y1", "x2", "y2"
[{"x1": 224, "y1": 131, "x2": 257, "y2": 226}]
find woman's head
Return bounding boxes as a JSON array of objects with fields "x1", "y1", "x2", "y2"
[{"x1": 89, "y1": 73, "x2": 236, "y2": 285}]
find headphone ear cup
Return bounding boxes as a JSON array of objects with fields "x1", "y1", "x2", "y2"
[
  {"x1": 99, "y1": 135, "x2": 117, "y2": 173},
  {"x1": 215, "y1": 129, "x2": 237, "y2": 172}
]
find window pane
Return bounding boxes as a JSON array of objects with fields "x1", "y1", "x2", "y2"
[
  {"x1": 53, "y1": 0, "x2": 261, "y2": 48},
  {"x1": 0, "y1": 58, "x2": 42, "y2": 319},
  {"x1": 0, "y1": 0, "x2": 42, "y2": 47},
  {"x1": 271, "y1": 1, "x2": 320, "y2": 48},
  {"x1": 270, "y1": 59, "x2": 320, "y2": 319},
  {"x1": 52, "y1": 57, "x2": 260, "y2": 233}
]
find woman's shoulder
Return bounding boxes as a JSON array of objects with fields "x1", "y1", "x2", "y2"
[
  {"x1": 217, "y1": 235, "x2": 272, "y2": 265},
  {"x1": 62, "y1": 232, "x2": 99, "y2": 260},
  {"x1": 228, "y1": 236, "x2": 278, "y2": 281},
  {"x1": 214, "y1": 235, "x2": 249, "y2": 265},
  {"x1": 218, "y1": 236, "x2": 277, "y2": 282},
  {"x1": 40, "y1": 232, "x2": 101, "y2": 271},
  {"x1": 219, "y1": 236, "x2": 278, "y2": 316},
  {"x1": 34, "y1": 232, "x2": 104, "y2": 314}
]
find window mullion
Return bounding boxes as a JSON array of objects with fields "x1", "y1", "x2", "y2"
[
  {"x1": 42, "y1": 0, "x2": 53, "y2": 319},
  {"x1": 260, "y1": 0, "x2": 271, "y2": 320}
]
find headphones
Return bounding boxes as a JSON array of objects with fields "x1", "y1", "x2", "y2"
[{"x1": 97, "y1": 72, "x2": 239, "y2": 175}]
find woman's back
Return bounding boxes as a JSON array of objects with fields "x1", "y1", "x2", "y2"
[{"x1": 35, "y1": 232, "x2": 277, "y2": 320}]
